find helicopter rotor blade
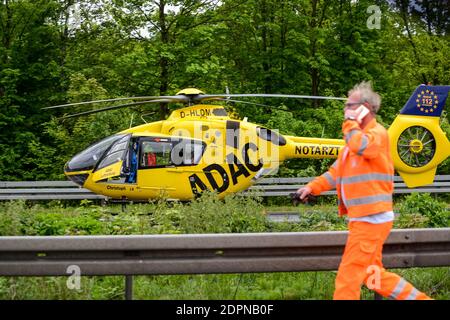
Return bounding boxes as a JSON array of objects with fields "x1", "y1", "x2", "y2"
[
  {"x1": 43, "y1": 95, "x2": 189, "y2": 110},
  {"x1": 211, "y1": 98, "x2": 273, "y2": 108},
  {"x1": 45, "y1": 92, "x2": 345, "y2": 110},
  {"x1": 196, "y1": 94, "x2": 346, "y2": 102},
  {"x1": 59, "y1": 99, "x2": 173, "y2": 119}
]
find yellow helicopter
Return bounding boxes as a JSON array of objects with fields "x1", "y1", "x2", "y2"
[{"x1": 45, "y1": 85, "x2": 450, "y2": 201}]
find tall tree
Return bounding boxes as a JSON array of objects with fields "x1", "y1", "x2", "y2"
[
  {"x1": 106, "y1": 0, "x2": 223, "y2": 118},
  {"x1": 0, "y1": 0, "x2": 68, "y2": 179}
]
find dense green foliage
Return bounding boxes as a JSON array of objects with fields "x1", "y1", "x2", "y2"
[
  {"x1": 398, "y1": 192, "x2": 449, "y2": 227},
  {"x1": 1, "y1": 0, "x2": 449, "y2": 179}
]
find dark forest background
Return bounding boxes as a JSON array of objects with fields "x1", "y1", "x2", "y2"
[{"x1": 0, "y1": 0, "x2": 449, "y2": 180}]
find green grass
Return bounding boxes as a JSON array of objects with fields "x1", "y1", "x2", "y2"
[{"x1": 0, "y1": 268, "x2": 448, "y2": 300}]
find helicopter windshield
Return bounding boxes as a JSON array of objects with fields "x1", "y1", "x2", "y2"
[
  {"x1": 65, "y1": 134, "x2": 125, "y2": 172},
  {"x1": 96, "y1": 135, "x2": 130, "y2": 170}
]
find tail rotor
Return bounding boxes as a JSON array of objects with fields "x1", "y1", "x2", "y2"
[{"x1": 388, "y1": 85, "x2": 450, "y2": 187}]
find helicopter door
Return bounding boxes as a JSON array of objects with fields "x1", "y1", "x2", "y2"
[{"x1": 92, "y1": 134, "x2": 131, "y2": 182}]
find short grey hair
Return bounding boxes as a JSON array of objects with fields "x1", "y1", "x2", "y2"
[{"x1": 348, "y1": 81, "x2": 381, "y2": 113}]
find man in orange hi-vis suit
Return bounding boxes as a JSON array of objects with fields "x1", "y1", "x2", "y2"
[{"x1": 296, "y1": 81, "x2": 432, "y2": 300}]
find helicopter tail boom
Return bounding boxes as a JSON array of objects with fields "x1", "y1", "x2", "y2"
[{"x1": 282, "y1": 136, "x2": 345, "y2": 160}]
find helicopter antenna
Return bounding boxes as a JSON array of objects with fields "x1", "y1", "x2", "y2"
[
  {"x1": 225, "y1": 86, "x2": 231, "y2": 107},
  {"x1": 129, "y1": 113, "x2": 134, "y2": 128},
  {"x1": 140, "y1": 111, "x2": 156, "y2": 124}
]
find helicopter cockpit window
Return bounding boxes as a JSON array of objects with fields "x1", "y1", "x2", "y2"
[
  {"x1": 140, "y1": 140, "x2": 172, "y2": 168},
  {"x1": 256, "y1": 127, "x2": 287, "y2": 146},
  {"x1": 96, "y1": 135, "x2": 131, "y2": 170},
  {"x1": 65, "y1": 134, "x2": 125, "y2": 172},
  {"x1": 139, "y1": 138, "x2": 205, "y2": 169}
]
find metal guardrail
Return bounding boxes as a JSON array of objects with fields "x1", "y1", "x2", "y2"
[
  {"x1": 247, "y1": 175, "x2": 450, "y2": 196},
  {"x1": 1, "y1": 175, "x2": 450, "y2": 200},
  {"x1": 0, "y1": 181, "x2": 106, "y2": 200},
  {"x1": 0, "y1": 228, "x2": 448, "y2": 299}
]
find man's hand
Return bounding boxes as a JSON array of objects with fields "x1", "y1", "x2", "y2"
[
  {"x1": 296, "y1": 186, "x2": 312, "y2": 200},
  {"x1": 292, "y1": 186, "x2": 317, "y2": 206},
  {"x1": 344, "y1": 108, "x2": 361, "y2": 122}
]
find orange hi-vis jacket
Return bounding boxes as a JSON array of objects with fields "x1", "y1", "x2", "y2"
[{"x1": 307, "y1": 118, "x2": 394, "y2": 218}]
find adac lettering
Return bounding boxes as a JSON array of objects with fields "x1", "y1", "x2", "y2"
[
  {"x1": 295, "y1": 145, "x2": 340, "y2": 156},
  {"x1": 189, "y1": 142, "x2": 262, "y2": 195},
  {"x1": 227, "y1": 153, "x2": 250, "y2": 185}
]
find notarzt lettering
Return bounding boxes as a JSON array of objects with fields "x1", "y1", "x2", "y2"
[{"x1": 295, "y1": 145, "x2": 340, "y2": 156}]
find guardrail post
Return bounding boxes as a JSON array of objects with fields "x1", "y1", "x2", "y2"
[{"x1": 125, "y1": 275, "x2": 133, "y2": 300}]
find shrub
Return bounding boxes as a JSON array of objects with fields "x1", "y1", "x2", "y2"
[
  {"x1": 0, "y1": 201, "x2": 28, "y2": 235},
  {"x1": 397, "y1": 193, "x2": 449, "y2": 228},
  {"x1": 151, "y1": 191, "x2": 267, "y2": 234}
]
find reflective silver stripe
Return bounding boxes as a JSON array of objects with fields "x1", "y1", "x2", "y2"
[
  {"x1": 357, "y1": 135, "x2": 368, "y2": 156},
  {"x1": 322, "y1": 172, "x2": 336, "y2": 188},
  {"x1": 405, "y1": 288, "x2": 418, "y2": 300},
  {"x1": 341, "y1": 173, "x2": 394, "y2": 184},
  {"x1": 348, "y1": 211, "x2": 394, "y2": 224},
  {"x1": 345, "y1": 129, "x2": 359, "y2": 143},
  {"x1": 345, "y1": 194, "x2": 392, "y2": 206},
  {"x1": 331, "y1": 160, "x2": 338, "y2": 168},
  {"x1": 389, "y1": 278, "x2": 407, "y2": 300}
]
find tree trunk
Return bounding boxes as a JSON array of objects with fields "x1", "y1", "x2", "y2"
[
  {"x1": 398, "y1": 0, "x2": 428, "y2": 83},
  {"x1": 59, "y1": 1, "x2": 74, "y2": 91},
  {"x1": 309, "y1": 0, "x2": 319, "y2": 108},
  {"x1": 158, "y1": 0, "x2": 170, "y2": 118},
  {"x1": 1, "y1": 0, "x2": 13, "y2": 64},
  {"x1": 260, "y1": 0, "x2": 272, "y2": 93}
]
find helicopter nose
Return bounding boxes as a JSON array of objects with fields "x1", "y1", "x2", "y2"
[
  {"x1": 66, "y1": 172, "x2": 90, "y2": 187},
  {"x1": 63, "y1": 134, "x2": 126, "y2": 186},
  {"x1": 65, "y1": 162, "x2": 90, "y2": 187}
]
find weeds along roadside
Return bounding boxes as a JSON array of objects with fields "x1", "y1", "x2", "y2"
[
  {"x1": 0, "y1": 192, "x2": 448, "y2": 299},
  {"x1": 0, "y1": 192, "x2": 447, "y2": 236}
]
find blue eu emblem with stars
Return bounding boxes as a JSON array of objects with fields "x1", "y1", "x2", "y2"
[
  {"x1": 401, "y1": 85, "x2": 449, "y2": 117},
  {"x1": 416, "y1": 89, "x2": 439, "y2": 114}
]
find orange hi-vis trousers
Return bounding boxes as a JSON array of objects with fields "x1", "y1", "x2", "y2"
[{"x1": 333, "y1": 221, "x2": 432, "y2": 300}]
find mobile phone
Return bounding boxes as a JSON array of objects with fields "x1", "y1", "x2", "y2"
[{"x1": 356, "y1": 105, "x2": 370, "y2": 122}]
